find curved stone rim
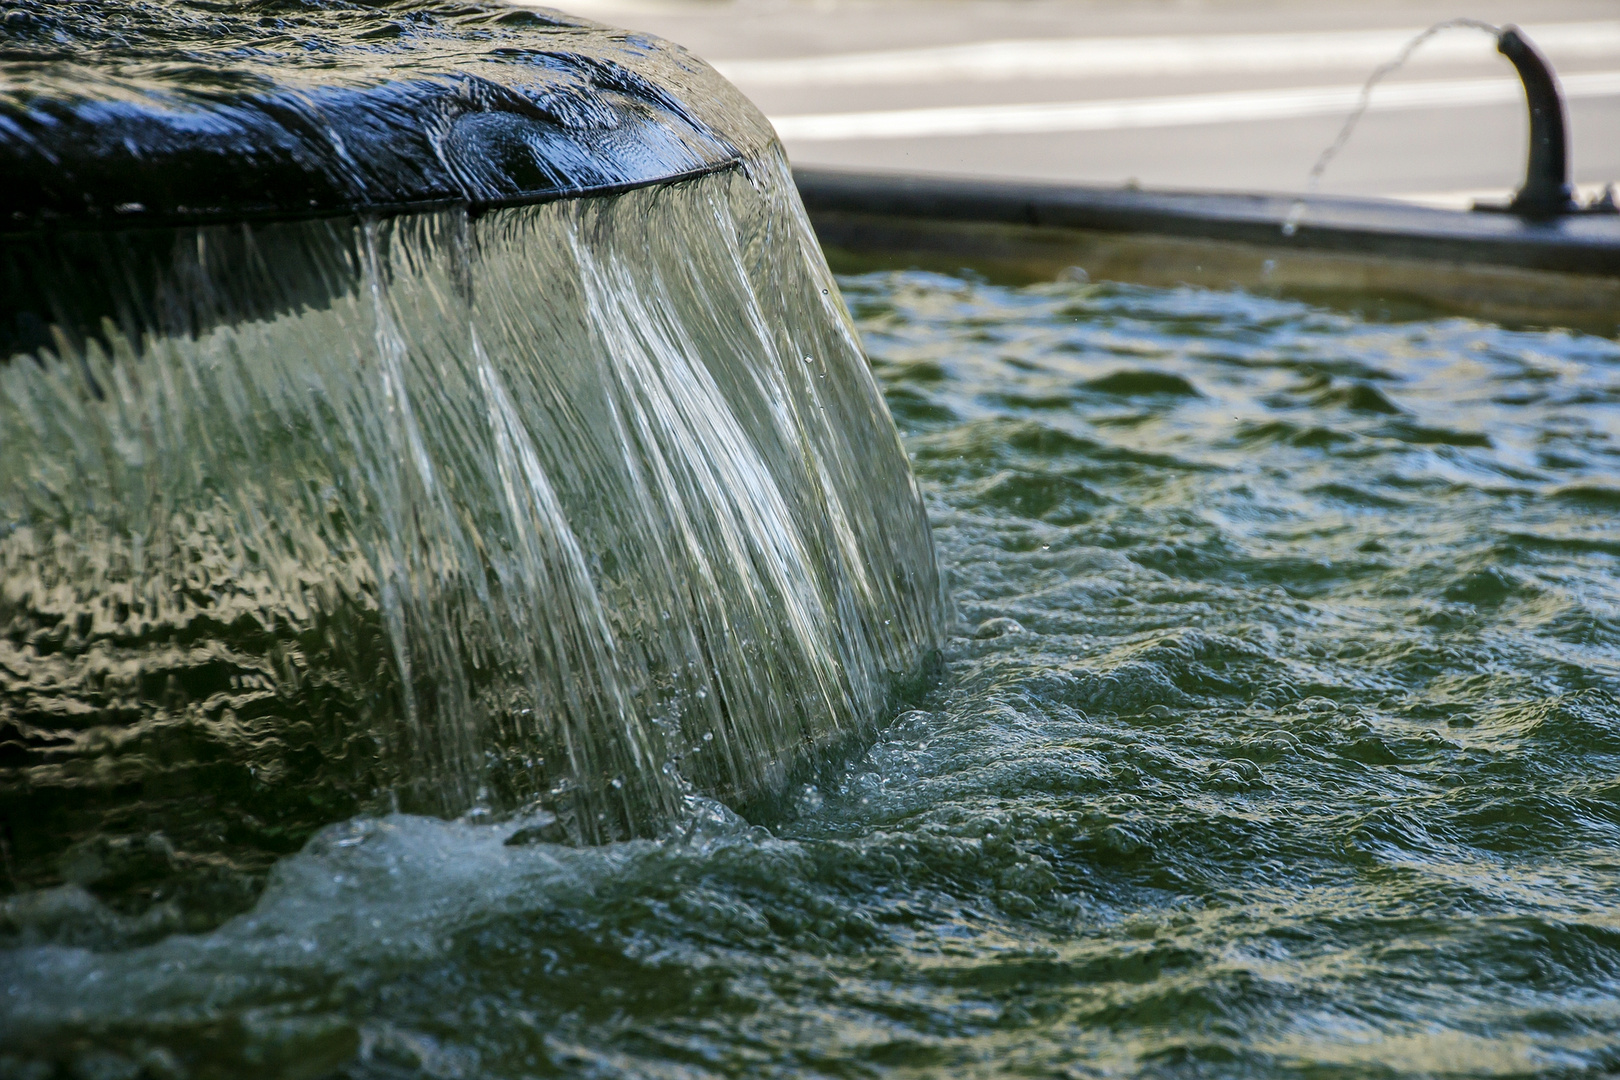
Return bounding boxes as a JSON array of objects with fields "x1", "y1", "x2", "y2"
[{"x1": 1, "y1": 4, "x2": 775, "y2": 234}]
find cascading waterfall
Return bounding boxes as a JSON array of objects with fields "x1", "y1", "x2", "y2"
[{"x1": 0, "y1": 2, "x2": 942, "y2": 920}]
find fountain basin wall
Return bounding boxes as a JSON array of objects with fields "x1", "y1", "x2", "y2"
[
  {"x1": 794, "y1": 169, "x2": 1620, "y2": 334},
  {"x1": 0, "y1": 3, "x2": 942, "y2": 919}
]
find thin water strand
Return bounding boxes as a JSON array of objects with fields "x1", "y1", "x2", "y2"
[{"x1": 1283, "y1": 18, "x2": 1501, "y2": 235}]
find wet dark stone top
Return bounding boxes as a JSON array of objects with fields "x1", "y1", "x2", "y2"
[{"x1": 0, "y1": 0, "x2": 773, "y2": 230}]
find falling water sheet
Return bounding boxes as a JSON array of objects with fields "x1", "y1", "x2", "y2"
[
  {"x1": 0, "y1": 161, "x2": 944, "y2": 906},
  {"x1": 0, "y1": 0, "x2": 944, "y2": 916}
]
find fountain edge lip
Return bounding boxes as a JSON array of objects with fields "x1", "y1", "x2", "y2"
[{"x1": 0, "y1": 157, "x2": 752, "y2": 238}]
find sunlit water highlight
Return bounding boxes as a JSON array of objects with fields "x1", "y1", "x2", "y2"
[{"x1": 6, "y1": 273, "x2": 1620, "y2": 1077}]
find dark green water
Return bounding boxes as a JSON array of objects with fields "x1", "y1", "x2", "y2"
[{"x1": 6, "y1": 272, "x2": 1620, "y2": 1078}]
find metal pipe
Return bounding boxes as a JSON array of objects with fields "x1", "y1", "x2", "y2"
[{"x1": 1497, "y1": 26, "x2": 1578, "y2": 218}]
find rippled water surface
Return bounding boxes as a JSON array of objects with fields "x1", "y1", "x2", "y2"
[{"x1": 7, "y1": 273, "x2": 1620, "y2": 1078}]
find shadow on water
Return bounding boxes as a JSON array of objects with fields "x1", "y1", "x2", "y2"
[{"x1": 821, "y1": 242, "x2": 1620, "y2": 340}]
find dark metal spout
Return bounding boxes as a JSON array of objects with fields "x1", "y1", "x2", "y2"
[{"x1": 1496, "y1": 26, "x2": 1577, "y2": 218}]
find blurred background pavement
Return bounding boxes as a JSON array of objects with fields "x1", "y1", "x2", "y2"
[{"x1": 530, "y1": 0, "x2": 1620, "y2": 206}]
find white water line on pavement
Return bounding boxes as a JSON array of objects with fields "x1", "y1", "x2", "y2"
[
  {"x1": 768, "y1": 70, "x2": 1620, "y2": 142},
  {"x1": 718, "y1": 22, "x2": 1620, "y2": 87}
]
